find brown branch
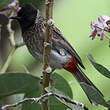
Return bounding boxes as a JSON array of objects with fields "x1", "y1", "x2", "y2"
[
  {"x1": 1, "y1": 92, "x2": 89, "y2": 110},
  {"x1": 0, "y1": 41, "x2": 25, "y2": 73},
  {"x1": 42, "y1": 0, "x2": 54, "y2": 110},
  {"x1": 0, "y1": 17, "x2": 25, "y2": 73},
  {"x1": 0, "y1": 2, "x2": 25, "y2": 73},
  {"x1": 1, "y1": 47, "x2": 16, "y2": 73}
]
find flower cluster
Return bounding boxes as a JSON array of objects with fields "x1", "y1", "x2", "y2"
[{"x1": 90, "y1": 15, "x2": 110, "y2": 40}]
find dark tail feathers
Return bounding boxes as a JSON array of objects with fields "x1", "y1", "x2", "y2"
[{"x1": 73, "y1": 66, "x2": 103, "y2": 105}]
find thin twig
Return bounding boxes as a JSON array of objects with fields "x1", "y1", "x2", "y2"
[
  {"x1": 1, "y1": 92, "x2": 89, "y2": 110},
  {"x1": 0, "y1": 12, "x2": 16, "y2": 73},
  {"x1": 42, "y1": 0, "x2": 54, "y2": 110},
  {"x1": 1, "y1": 47, "x2": 16, "y2": 73},
  {"x1": 0, "y1": 3, "x2": 25, "y2": 73},
  {"x1": 15, "y1": 42, "x2": 25, "y2": 48},
  {"x1": 0, "y1": 42, "x2": 25, "y2": 73},
  {"x1": 8, "y1": 18, "x2": 15, "y2": 47},
  {"x1": 0, "y1": 17, "x2": 25, "y2": 73}
]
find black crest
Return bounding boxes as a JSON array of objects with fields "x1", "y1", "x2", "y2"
[{"x1": 14, "y1": 3, "x2": 38, "y2": 31}]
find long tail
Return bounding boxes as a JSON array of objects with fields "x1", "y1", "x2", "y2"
[
  {"x1": 64, "y1": 58, "x2": 103, "y2": 105},
  {"x1": 73, "y1": 66, "x2": 103, "y2": 105}
]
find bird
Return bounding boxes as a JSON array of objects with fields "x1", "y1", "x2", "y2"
[{"x1": 10, "y1": 3, "x2": 103, "y2": 105}]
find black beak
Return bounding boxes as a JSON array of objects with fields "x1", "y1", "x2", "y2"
[{"x1": 9, "y1": 16, "x2": 21, "y2": 20}]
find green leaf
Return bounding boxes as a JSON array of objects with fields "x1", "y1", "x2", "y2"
[
  {"x1": 107, "y1": 99, "x2": 110, "y2": 105},
  {"x1": 49, "y1": 73, "x2": 73, "y2": 110},
  {"x1": 87, "y1": 54, "x2": 110, "y2": 79},
  {"x1": 80, "y1": 82, "x2": 110, "y2": 107},
  {"x1": 46, "y1": 87, "x2": 85, "y2": 110},
  {"x1": 22, "y1": 73, "x2": 73, "y2": 110},
  {"x1": 50, "y1": 73, "x2": 73, "y2": 97},
  {"x1": 0, "y1": 73, "x2": 41, "y2": 99}
]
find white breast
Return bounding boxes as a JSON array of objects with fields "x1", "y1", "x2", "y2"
[
  {"x1": 50, "y1": 49, "x2": 72, "y2": 69},
  {"x1": 30, "y1": 48, "x2": 72, "y2": 70}
]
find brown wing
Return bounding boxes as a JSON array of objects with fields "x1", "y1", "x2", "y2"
[{"x1": 51, "y1": 25, "x2": 85, "y2": 69}]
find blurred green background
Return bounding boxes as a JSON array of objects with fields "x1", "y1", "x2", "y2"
[
  {"x1": 53, "y1": 1, "x2": 110, "y2": 110},
  {"x1": 1, "y1": 0, "x2": 110, "y2": 110}
]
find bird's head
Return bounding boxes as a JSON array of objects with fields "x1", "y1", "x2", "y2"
[{"x1": 10, "y1": 3, "x2": 38, "y2": 30}]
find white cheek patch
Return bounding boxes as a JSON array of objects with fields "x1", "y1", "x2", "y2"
[
  {"x1": 59, "y1": 49, "x2": 66, "y2": 56},
  {"x1": 50, "y1": 50, "x2": 72, "y2": 69}
]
